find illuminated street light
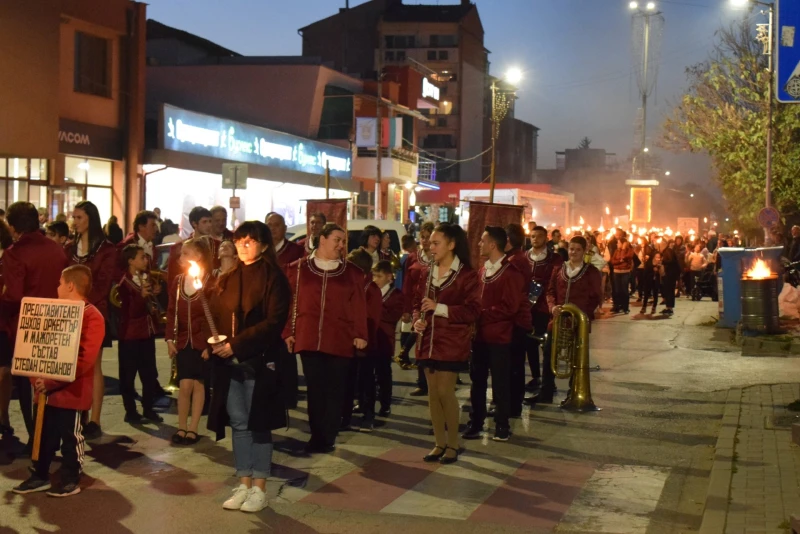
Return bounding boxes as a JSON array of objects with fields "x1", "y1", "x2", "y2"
[
  {"x1": 489, "y1": 67, "x2": 523, "y2": 202},
  {"x1": 629, "y1": 1, "x2": 639, "y2": 8},
  {"x1": 646, "y1": 1, "x2": 656, "y2": 10},
  {"x1": 664, "y1": 171, "x2": 670, "y2": 176},
  {"x1": 643, "y1": 147, "x2": 649, "y2": 153},
  {"x1": 505, "y1": 68, "x2": 523, "y2": 85},
  {"x1": 690, "y1": 193, "x2": 694, "y2": 198},
  {"x1": 730, "y1": 0, "x2": 749, "y2": 6}
]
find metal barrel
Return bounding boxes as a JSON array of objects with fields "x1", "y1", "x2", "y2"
[{"x1": 740, "y1": 277, "x2": 780, "y2": 334}]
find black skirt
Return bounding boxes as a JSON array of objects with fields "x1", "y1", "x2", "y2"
[
  {"x1": 176, "y1": 347, "x2": 209, "y2": 381},
  {"x1": 417, "y1": 359, "x2": 469, "y2": 373}
]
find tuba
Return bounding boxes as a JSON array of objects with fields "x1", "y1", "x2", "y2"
[{"x1": 550, "y1": 302, "x2": 600, "y2": 412}]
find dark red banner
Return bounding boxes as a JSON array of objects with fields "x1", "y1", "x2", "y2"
[
  {"x1": 305, "y1": 199, "x2": 348, "y2": 231},
  {"x1": 467, "y1": 201, "x2": 524, "y2": 269}
]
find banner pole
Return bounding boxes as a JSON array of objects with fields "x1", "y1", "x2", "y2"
[{"x1": 32, "y1": 393, "x2": 46, "y2": 461}]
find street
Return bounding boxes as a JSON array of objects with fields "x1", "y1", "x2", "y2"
[{"x1": 1, "y1": 300, "x2": 799, "y2": 533}]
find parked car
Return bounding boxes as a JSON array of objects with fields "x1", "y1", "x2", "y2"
[{"x1": 286, "y1": 219, "x2": 408, "y2": 255}]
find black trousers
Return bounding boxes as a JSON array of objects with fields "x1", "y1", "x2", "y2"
[
  {"x1": 301, "y1": 352, "x2": 350, "y2": 447},
  {"x1": 34, "y1": 405, "x2": 84, "y2": 484},
  {"x1": 642, "y1": 276, "x2": 661, "y2": 308},
  {"x1": 118, "y1": 338, "x2": 157, "y2": 416},
  {"x1": 662, "y1": 275, "x2": 677, "y2": 308},
  {"x1": 469, "y1": 342, "x2": 511, "y2": 430},
  {"x1": 541, "y1": 334, "x2": 556, "y2": 395},
  {"x1": 612, "y1": 272, "x2": 631, "y2": 312},
  {"x1": 375, "y1": 355, "x2": 392, "y2": 410},
  {"x1": 14, "y1": 375, "x2": 34, "y2": 439},
  {"x1": 528, "y1": 312, "x2": 551, "y2": 380},
  {"x1": 399, "y1": 332, "x2": 426, "y2": 389},
  {"x1": 343, "y1": 357, "x2": 378, "y2": 422},
  {"x1": 509, "y1": 327, "x2": 528, "y2": 415}
]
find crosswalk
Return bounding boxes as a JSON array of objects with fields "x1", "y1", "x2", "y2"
[{"x1": 274, "y1": 445, "x2": 670, "y2": 531}]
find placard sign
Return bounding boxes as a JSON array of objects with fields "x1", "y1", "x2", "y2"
[{"x1": 12, "y1": 298, "x2": 84, "y2": 383}]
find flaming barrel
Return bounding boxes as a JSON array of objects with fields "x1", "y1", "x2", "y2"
[{"x1": 740, "y1": 259, "x2": 780, "y2": 334}]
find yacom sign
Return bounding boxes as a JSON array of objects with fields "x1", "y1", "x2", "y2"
[
  {"x1": 160, "y1": 104, "x2": 352, "y2": 179},
  {"x1": 58, "y1": 119, "x2": 123, "y2": 160}
]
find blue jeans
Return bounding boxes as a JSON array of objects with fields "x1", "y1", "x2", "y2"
[{"x1": 226, "y1": 377, "x2": 272, "y2": 479}]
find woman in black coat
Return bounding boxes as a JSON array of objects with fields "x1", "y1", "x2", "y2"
[
  {"x1": 205, "y1": 221, "x2": 290, "y2": 513},
  {"x1": 658, "y1": 239, "x2": 680, "y2": 316}
]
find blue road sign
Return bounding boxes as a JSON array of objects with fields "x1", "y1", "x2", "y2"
[{"x1": 777, "y1": 0, "x2": 800, "y2": 103}]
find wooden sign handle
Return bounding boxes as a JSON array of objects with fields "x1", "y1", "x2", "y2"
[{"x1": 31, "y1": 393, "x2": 46, "y2": 462}]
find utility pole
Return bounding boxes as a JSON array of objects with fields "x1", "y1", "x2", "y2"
[
  {"x1": 375, "y1": 23, "x2": 383, "y2": 220},
  {"x1": 489, "y1": 80, "x2": 497, "y2": 203}
]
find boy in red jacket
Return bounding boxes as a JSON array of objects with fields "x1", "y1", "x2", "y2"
[
  {"x1": 372, "y1": 260, "x2": 403, "y2": 419},
  {"x1": 13, "y1": 265, "x2": 105, "y2": 497}
]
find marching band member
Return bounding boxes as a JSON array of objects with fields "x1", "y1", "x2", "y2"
[
  {"x1": 523, "y1": 226, "x2": 564, "y2": 405},
  {"x1": 117, "y1": 245, "x2": 163, "y2": 424},
  {"x1": 530, "y1": 236, "x2": 602, "y2": 406},
  {"x1": 284, "y1": 223, "x2": 367, "y2": 454},
  {"x1": 340, "y1": 249, "x2": 382, "y2": 432},
  {"x1": 401, "y1": 221, "x2": 435, "y2": 393},
  {"x1": 266, "y1": 213, "x2": 304, "y2": 271},
  {"x1": 504, "y1": 223, "x2": 533, "y2": 417},
  {"x1": 463, "y1": 227, "x2": 526, "y2": 442},
  {"x1": 117, "y1": 210, "x2": 159, "y2": 271},
  {"x1": 166, "y1": 206, "x2": 219, "y2": 284},
  {"x1": 0, "y1": 219, "x2": 12, "y2": 439},
  {"x1": 210, "y1": 205, "x2": 234, "y2": 241},
  {"x1": 206, "y1": 221, "x2": 290, "y2": 513},
  {"x1": 165, "y1": 238, "x2": 213, "y2": 445},
  {"x1": 67, "y1": 201, "x2": 117, "y2": 440},
  {"x1": 372, "y1": 260, "x2": 404, "y2": 419},
  {"x1": 414, "y1": 223, "x2": 480, "y2": 464},
  {"x1": 359, "y1": 225, "x2": 382, "y2": 267},
  {"x1": 298, "y1": 212, "x2": 327, "y2": 255},
  {"x1": 0, "y1": 202, "x2": 68, "y2": 454}
]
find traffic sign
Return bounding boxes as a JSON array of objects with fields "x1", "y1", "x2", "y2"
[
  {"x1": 777, "y1": 0, "x2": 800, "y2": 103},
  {"x1": 222, "y1": 163, "x2": 248, "y2": 190},
  {"x1": 757, "y1": 206, "x2": 781, "y2": 228}
]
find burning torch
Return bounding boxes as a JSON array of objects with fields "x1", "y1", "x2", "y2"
[{"x1": 188, "y1": 260, "x2": 227, "y2": 346}]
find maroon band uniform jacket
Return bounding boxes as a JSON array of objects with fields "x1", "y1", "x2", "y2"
[
  {"x1": 476, "y1": 257, "x2": 527, "y2": 345},
  {"x1": 0, "y1": 231, "x2": 68, "y2": 342},
  {"x1": 166, "y1": 272, "x2": 213, "y2": 351},
  {"x1": 402, "y1": 249, "x2": 432, "y2": 316},
  {"x1": 166, "y1": 234, "x2": 221, "y2": 285},
  {"x1": 117, "y1": 272, "x2": 156, "y2": 341},
  {"x1": 529, "y1": 249, "x2": 565, "y2": 315},
  {"x1": 377, "y1": 286, "x2": 404, "y2": 358},
  {"x1": 413, "y1": 260, "x2": 481, "y2": 363},
  {"x1": 275, "y1": 239, "x2": 305, "y2": 272},
  {"x1": 283, "y1": 257, "x2": 368, "y2": 358},
  {"x1": 68, "y1": 240, "x2": 117, "y2": 320},
  {"x1": 506, "y1": 248, "x2": 533, "y2": 331},
  {"x1": 364, "y1": 275, "x2": 383, "y2": 355},
  {"x1": 545, "y1": 262, "x2": 603, "y2": 331}
]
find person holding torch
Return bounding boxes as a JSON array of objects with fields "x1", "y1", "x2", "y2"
[{"x1": 205, "y1": 221, "x2": 290, "y2": 513}]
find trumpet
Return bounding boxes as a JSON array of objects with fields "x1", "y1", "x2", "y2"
[{"x1": 110, "y1": 270, "x2": 168, "y2": 325}]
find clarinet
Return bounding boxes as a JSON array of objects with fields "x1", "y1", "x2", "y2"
[{"x1": 416, "y1": 262, "x2": 435, "y2": 353}]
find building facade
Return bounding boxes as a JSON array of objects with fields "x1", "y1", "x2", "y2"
[
  {"x1": 300, "y1": 0, "x2": 488, "y2": 184},
  {"x1": 0, "y1": 0, "x2": 146, "y2": 227}
]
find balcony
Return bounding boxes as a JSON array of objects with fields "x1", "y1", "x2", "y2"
[{"x1": 353, "y1": 148, "x2": 419, "y2": 182}]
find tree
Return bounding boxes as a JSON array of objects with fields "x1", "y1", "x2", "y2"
[
  {"x1": 660, "y1": 21, "x2": 800, "y2": 231},
  {"x1": 577, "y1": 137, "x2": 592, "y2": 149}
]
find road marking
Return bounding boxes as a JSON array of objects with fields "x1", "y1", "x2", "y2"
[{"x1": 557, "y1": 465, "x2": 670, "y2": 533}]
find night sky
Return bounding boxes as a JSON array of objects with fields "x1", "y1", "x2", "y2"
[{"x1": 146, "y1": 0, "x2": 756, "y2": 193}]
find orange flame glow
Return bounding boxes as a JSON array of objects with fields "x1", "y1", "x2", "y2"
[
  {"x1": 744, "y1": 259, "x2": 772, "y2": 280},
  {"x1": 188, "y1": 260, "x2": 203, "y2": 289}
]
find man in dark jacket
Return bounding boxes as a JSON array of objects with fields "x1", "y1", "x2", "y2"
[{"x1": 788, "y1": 226, "x2": 800, "y2": 263}]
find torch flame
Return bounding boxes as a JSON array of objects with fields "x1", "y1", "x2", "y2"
[
  {"x1": 188, "y1": 260, "x2": 203, "y2": 290},
  {"x1": 745, "y1": 259, "x2": 772, "y2": 280},
  {"x1": 598, "y1": 225, "x2": 605, "y2": 232},
  {"x1": 579, "y1": 216, "x2": 585, "y2": 225},
  {"x1": 614, "y1": 217, "x2": 619, "y2": 225},
  {"x1": 605, "y1": 207, "x2": 610, "y2": 215}
]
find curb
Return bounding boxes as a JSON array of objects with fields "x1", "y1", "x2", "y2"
[{"x1": 699, "y1": 387, "x2": 742, "y2": 534}]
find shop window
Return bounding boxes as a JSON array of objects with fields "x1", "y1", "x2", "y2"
[
  {"x1": 9, "y1": 180, "x2": 27, "y2": 203},
  {"x1": 29, "y1": 185, "x2": 48, "y2": 211},
  {"x1": 0, "y1": 159, "x2": 5, "y2": 178},
  {"x1": 65, "y1": 157, "x2": 88, "y2": 184},
  {"x1": 438, "y1": 51, "x2": 449, "y2": 61},
  {"x1": 87, "y1": 187, "x2": 112, "y2": 223},
  {"x1": 87, "y1": 160, "x2": 112, "y2": 186},
  {"x1": 74, "y1": 32, "x2": 110, "y2": 98},
  {"x1": 8, "y1": 158, "x2": 25, "y2": 179},
  {"x1": 30, "y1": 159, "x2": 47, "y2": 181}
]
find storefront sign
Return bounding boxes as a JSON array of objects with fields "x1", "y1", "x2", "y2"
[
  {"x1": 58, "y1": 118, "x2": 123, "y2": 161},
  {"x1": 422, "y1": 78, "x2": 440, "y2": 101},
  {"x1": 161, "y1": 104, "x2": 352, "y2": 179}
]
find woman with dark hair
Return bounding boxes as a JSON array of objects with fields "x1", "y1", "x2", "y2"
[
  {"x1": 104, "y1": 215, "x2": 124, "y2": 245},
  {"x1": 166, "y1": 237, "x2": 213, "y2": 445},
  {"x1": 658, "y1": 238, "x2": 680, "y2": 316},
  {"x1": 284, "y1": 223, "x2": 368, "y2": 454},
  {"x1": 68, "y1": 200, "x2": 118, "y2": 439},
  {"x1": 413, "y1": 222, "x2": 480, "y2": 465},
  {"x1": 378, "y1": 230, "x2": 393, "y2": 262},
  {"x1": 673, "y1": 235, "x2": 688, "y2": 297},
  {"x1": 206, "y1": 221, "x2": 290, "y2": 513},
  {"x1": 0, "y1": 219, "x2": 15, "y2": 437}
]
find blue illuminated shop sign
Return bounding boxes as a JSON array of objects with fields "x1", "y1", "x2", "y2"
[{"x1": 161, "y1": 104, "x2": 352, "y2": 179}]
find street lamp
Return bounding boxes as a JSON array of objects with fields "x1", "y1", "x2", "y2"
[
  {"x1": 489, "y1": 68, "x2": 522, "y2": 203},
  {"x1": 731, "y1": 0, "x2": 775, "y2": 242},
  {"x1": 665, "y1": 170, "x2": 670, "y2": 176}
]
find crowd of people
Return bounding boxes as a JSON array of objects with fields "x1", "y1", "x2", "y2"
[{"x1": 0, "y1": 200, "x2": 754, "y2": 510}]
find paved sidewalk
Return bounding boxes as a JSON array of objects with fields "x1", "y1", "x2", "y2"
[{"x1": 702, "y1": 384, "x2": 800, "y2": 534}]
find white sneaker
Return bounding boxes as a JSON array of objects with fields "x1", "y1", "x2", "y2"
[
  {"x1": 222, "y1": 484, "x2": 251, "y2": 510},
  {"x1": 240, "y1": 486, "x2": 268, "y2": 513}
]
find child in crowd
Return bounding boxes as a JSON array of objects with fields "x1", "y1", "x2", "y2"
[
  {"x1": 640, "y1": 252, "x2": 664, "y2": 315},
  {"x1": 13, "y1": 265, "x2": 105, "y2": 497},
  {"x1": 372, "y1": 260, "x2": 404, "y2": 418},
  {"x1": 45, "y1": 221, "x2": 70, "y2": 246},
  {"x1": 117, "y1": 245, "x2": 163, "y2": 424}
]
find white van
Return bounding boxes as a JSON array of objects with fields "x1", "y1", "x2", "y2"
[{"x1": 286, "y1": 219, "x2": 408, "y2": 254}]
